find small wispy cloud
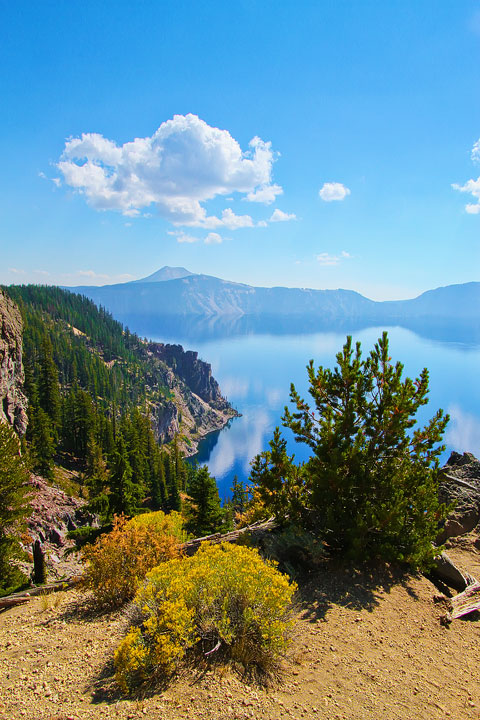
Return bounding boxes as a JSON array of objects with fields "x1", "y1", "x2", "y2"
[
  {"x1": 452, "y1": 138, "x2": 480, "y2": 213},
  {"x1": 472, "y1": 139, "x2": 480, "y2": 163},
  {"x1": 204, "y1": 232, "x2": 223, "y2": 244},
  {"x1": 269, "y1": 208, "x2": 296, "y2": 222},
  {"x1": 316, "y1": 250, "x2": 351, "y2": 266},
  {"x1": 75, "y1": 270, "x2": 135, "y2": 282},
  {"x1": 8, "y1": 267, "x2": 26, "y2": 275},
  {"x1": 246, "y1": 184, "x2": 283, "y2": 205},
  {"x1": 319, "y1": 182, "x2": 351, "y2": 202},
  {"x1": 168, "y1": 230, "x2": 199, "y2": 243}
]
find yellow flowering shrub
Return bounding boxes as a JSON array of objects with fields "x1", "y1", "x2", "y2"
[
  {"x1": 128, "y1": 510, "x2": 187, "y2": 542},
  {"x1": 82, "y1": 512, "x2": 183, "y2": 608},
  {"x1": 114, "y1": 542, "x2": 297, "y2": 692}
]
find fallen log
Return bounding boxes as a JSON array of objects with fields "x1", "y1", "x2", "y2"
[
  {"x1": 0, "y1": 576, "x2": 82, "y2": 611},
  {"x1": 180, "y1": 518, "x2": 277, "y2": 556}
]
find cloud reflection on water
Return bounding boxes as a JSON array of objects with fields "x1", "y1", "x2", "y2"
[{"x1": 446, "y1": 405, "x2": 480, "y2": 456}]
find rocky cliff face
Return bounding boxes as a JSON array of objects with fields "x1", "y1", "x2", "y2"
[
  {"x1": 144, "y1": 341, "x2": 239, "y2": 455},
  {"x1": 147, "y1": 342, "x2": 229, "y2": 409},
  {"x1": 0, "y1": 290, "x2": 28, "y2": 434}
]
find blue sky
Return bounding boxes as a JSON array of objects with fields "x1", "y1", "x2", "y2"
[{"x1": 1, "y1": 0, "x2": 479, "y2": 300}]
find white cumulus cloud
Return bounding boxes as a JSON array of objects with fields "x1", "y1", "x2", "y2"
[
  {"x1": 269, "y1": 208, "x2": 296, "y2": 222},
  {"x1": 452, "y1": 177, "x2": 480, "y2": 214},
  {"x1": 319, "y1": 182, "x2": 351, "y2": 202},
  {"x1": 57, "y1": 114, "x2": 282, "y2": 228},
  {"x1": 204, "y1": 232, "x2": 223, "y2": 244}
]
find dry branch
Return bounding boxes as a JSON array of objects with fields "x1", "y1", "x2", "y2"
[{"x1": 448, "y1": 580, "x2": 480, "y2": 621}]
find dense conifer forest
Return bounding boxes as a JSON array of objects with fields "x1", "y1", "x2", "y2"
[{"x1": 2, "y1": 285, "x2": 229, "y2": 532}]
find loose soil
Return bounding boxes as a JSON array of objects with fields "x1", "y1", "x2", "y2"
[{"x1": 1, "y1": 537, "x2": 479, "y2": 720}]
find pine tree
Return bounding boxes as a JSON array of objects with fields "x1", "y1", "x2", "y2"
[
  {"x1": 84, "y1": 436, "x2": 110, "y2": 521},
  {"x1": 163, "y1": 452, "x2": 181, "y2": 512},
  {"x1": 0, "y1": 422, "x2": 30, "y2": 592},
  {"x1": 230, "y1": 475, "x2": 249, "y2": 515},
  {"x1": 38, "y1": 336, "x2": 61, "y2": 440},
  {"x1": 186, "y1": 466, "x2": 223, "y2": 536},
  {"x1": 251, "y1": 332, "x2": 450, "y2": 568},
  {"x1": 109, "y1": 436, "x2": 140, "y2": 517},
  {"x1": 30, "y1": 407, "x2": 56, "y2": 479}
]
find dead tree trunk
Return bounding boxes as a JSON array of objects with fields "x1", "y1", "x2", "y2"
[{"x1": 32, "y1": 540, "x2": 47, "y2": 585}]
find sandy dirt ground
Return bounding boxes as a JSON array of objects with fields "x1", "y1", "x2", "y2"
[{"x1": 1, "y1": 536, "x2": 479, "y2": 720}]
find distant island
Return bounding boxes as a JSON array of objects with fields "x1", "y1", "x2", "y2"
[{"x1": 69, "y1": 267, "x2": 480, "y2": 322}]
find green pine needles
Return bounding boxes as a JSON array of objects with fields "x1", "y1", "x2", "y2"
[
  {"x1": 251, "y1": 332, "x2": 450, "y2": 568},
  {"x1": 0, "y1": 422, "x2": 30, "y2": 592}
]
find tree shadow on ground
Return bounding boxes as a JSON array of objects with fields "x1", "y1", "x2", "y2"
[{"x1": 297, "y1": 560, "x2": 420, "y2": 623}]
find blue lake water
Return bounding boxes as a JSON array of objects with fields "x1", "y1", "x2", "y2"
[{"x1": 127, "y1": 316, "x2": 480, "y2": 498}]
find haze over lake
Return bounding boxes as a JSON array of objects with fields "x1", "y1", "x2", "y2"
[{"x1": 125, "y1": 314, "x2": 480, "y2": 498}]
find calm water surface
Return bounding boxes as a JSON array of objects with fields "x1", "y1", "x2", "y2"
[{"x1": 135, "y1": 317, "x2": 480, "y2": 498}]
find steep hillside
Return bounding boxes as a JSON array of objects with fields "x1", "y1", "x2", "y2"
[{"x1": 3, "y1": 285, "x2": 236, "y2": 457}]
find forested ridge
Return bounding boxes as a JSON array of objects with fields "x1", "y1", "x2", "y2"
[{"x1": 2, "y1": 285, "x2": 229, "y2": 527}]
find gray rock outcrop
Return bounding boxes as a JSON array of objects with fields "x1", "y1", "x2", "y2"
[
  {"x1": 0, "y1": 289, "x2": 28, "y2": 434},
  {"x1": 437, "y1": 452, "x2": 480, "y2": 543},
  {"x1": 147, "y1": 342, "x2": 229, "y2": 409}
]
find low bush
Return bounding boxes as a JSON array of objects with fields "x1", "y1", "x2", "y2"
[
  {"x1": 82, "y1": 512, "x2": 183, "y2": 607},
  {"x1": 114, "y1": 542, "x2": 297, "y2": 692}
]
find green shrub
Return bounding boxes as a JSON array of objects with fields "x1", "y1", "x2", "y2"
[
  {"x1": 114, "y1": 542, "x2": 297, "y2": 692},
  {"x1": 82, "y1": 512, "x2": 183, "y2": 607}
]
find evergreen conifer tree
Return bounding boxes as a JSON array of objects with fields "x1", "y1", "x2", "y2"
[
  {"x1": 84, "y1": 436, "x2": 110, "y2": 521},
  {"x1": 109, "y1": 435, "x2": 140, "y2": 517},
  {"x1": 186, "y1": 465, "x2": 223, "y2": 536},
  {"x1": 251, "y1": 332, "x2": 450, "y2": 568},
  {"x1": 0, "y1": 422, "x2": 30, "y2": 592},
  {"x1": 30, "y1": 407, "x2": 56, "y2": 479},
  {"x1": 38, "y1": 337, "x2": 61, "y2": 441}
]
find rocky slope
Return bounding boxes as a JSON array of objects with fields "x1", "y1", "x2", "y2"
[
  {"x1": 0, "y1": 289, "x2": 27, "y2": 435},
  {"x1": 133, "y1": 340, "x2": 238, "y2": 454}
]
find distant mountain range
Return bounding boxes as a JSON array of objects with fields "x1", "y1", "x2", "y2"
[{"x1": 68, "y1": 267, "x2": 480, "y2": 324}]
